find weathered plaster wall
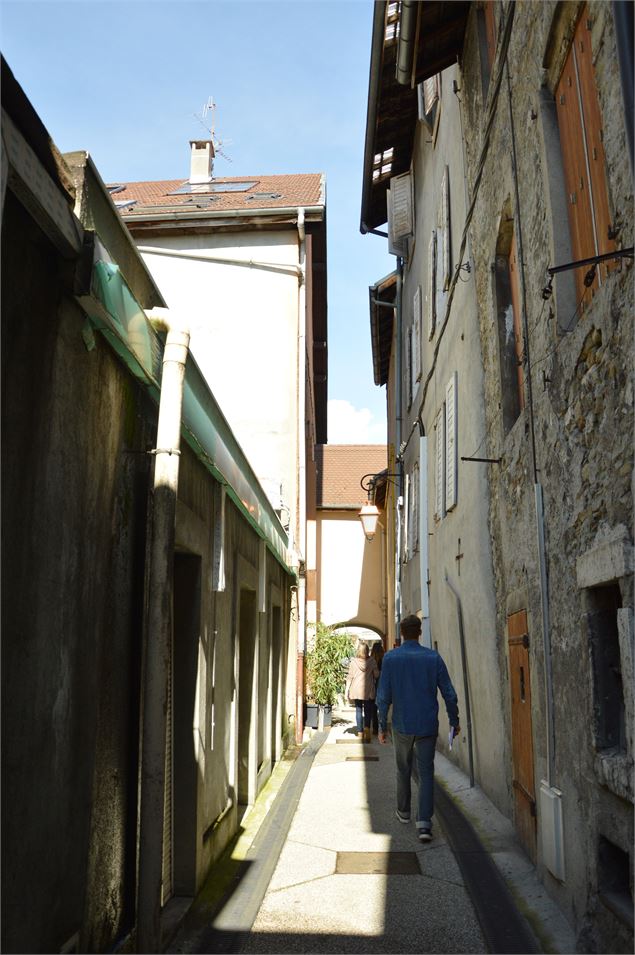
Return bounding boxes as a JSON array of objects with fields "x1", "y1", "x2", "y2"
[
  {"x1": 400, "y1": 62, "x2": 509, "y2": 812},
  {"x1": 1, "y1": 190, "x2": 154, "y2": 953},
  {"x1": 460, "y1": 2, "x2": 633, "y2": 949}
]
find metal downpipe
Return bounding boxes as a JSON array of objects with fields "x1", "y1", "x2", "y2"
[
  {"x1": 444, "y1": 574, "x2": 475, "y2": 787},
  {"x1": 137, "y1": 307, "x2": 190, "y2": 953},
  {"x1": 295, "y1": 208, "x2": 307, "y2": 744}
]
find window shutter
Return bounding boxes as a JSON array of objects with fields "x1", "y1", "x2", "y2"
[
  {"x1": 574, "y1": 15, "x2": 615, "y2": 276},
  {"x1": 427, "y1": 231, "x2": 436, "y2": 339},
  {"x1": 423, "y1": 75, "x2": 439, "y2": 115},
  {"x1": 434, "y1": 408, "x2": 445, "y2": 520},
  {"x1": 441, "y1": 166, "x2": 451, "y2": 290},
  {"x1": 508, "y1": 233, "x2": 526, "y2": 411},
  {"x1": 445, "y1": 372, "x2": 458, "y2": 512},
  {"x1": 417, "y1": 83, "x2": 425, "y2": 122},
  {"x1": 403, "y1": 472, "x2": 410, "y2": 560},
  {"x1": 388, "y1": 172, "x2": 414, "y2": 257},
  {"x1": 412, "y1": 462, "x2": 419, "y2": 553},
  {"x1": 413, "y1": 286, "x2": 422, "y2": 383}
]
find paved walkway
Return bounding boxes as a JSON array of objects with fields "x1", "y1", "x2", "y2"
[{"x1": 169, "y1": 706, "x2": 576, "y2": 954}]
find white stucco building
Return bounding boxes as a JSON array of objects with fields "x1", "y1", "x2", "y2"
[{"x1": 113, "y1": 143, "x2": 328, "y2": 738}]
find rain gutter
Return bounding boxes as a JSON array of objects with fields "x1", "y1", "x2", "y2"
[
  {"x1": 396, "y1": 0, "x2": 418, "y2": 86},
  {"x1": 75, "y1": 238, "x2": 294, "y2": 577},
  {"x1": 122, "y1": 205, "x2": 324, "y2": 225}
]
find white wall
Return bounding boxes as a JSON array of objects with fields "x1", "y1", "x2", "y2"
[
  {"x1": 318, "y1": 512, "x2": 384, "y2": 632},
  {"x1": 137, "y1": 230, "x2": 301, "y2": 525}
]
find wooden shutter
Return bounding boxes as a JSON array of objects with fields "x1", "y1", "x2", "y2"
[
  {"x1": 484, "y1": 0, "x2": 497, "y2": 69},
  {"x1": 555, "y1": 7, "x2": 614, "y2": 300},
  {"x1": 389, "y1": 172, "x2": 414, "y2": 252},
  {"x1": 423, "y1": 75, "x2": 439, "y2": 115},
  {"x1": 574, "y1": 13, "x2": 615, "y2": 277},
  {"x1": 413, "y1": 286, "x2": 422, "y2": 383},
  {"x1": 434, "y1": 408, "x2": 445, "y2": 520},
  {"x1": 427, "y1": 231, "x2": 436, "y2": 339},
  {"x1": 508, "y1": 232, "x2": 526, "y2": 411},
  {"x1": 445, "y1": 373, "x2": 457, "y2": 512}
]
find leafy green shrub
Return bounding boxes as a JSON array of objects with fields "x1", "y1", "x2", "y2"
[{"x1": 305, "y1": 623, "x2": 354, "y2": 706}]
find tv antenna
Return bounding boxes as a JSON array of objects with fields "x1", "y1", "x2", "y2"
[{"x1": 193, "y1": 96, "x2": 233, "y2": 163}]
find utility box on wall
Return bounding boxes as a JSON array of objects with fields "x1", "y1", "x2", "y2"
[{"x1": 540, "y1": 780, "x2": 565, "y2": 882}]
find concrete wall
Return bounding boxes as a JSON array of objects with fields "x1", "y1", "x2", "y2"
[{"x1": 458, "y1": 2, "x2": 633, "y2": 950}]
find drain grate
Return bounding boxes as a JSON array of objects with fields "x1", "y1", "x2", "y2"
[
  {"x1": 336, "y1": 852, "x2": 421, "y2": 875},
  {"x1": 345, "y1": 756, "x2": 379, "y2": 761}
]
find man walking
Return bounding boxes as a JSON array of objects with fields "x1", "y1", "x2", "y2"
[{"x1": 376, "y1": 614, "x2": 460, "y2": 843}]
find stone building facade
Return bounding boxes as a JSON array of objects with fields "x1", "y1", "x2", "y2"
[{"x1": 360, "y1": 2, "x2": 633, "y2": 951}]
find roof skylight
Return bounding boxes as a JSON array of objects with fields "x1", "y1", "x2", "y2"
[{"x1": 168, "y1": 181, "x2": 258, "y2": 195}]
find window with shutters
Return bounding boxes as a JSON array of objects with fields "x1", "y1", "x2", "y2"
[
  {"x1": 388, "y1": 171, "x2": 414, "y2": 258},
  {"x1": 555, "y1": 7, "x2": 615, "y2": 304},
  {"x1": 433, "y1": 377, "x2": 458, "y2": 522},
  {"x1": 433, "y1": 408, "x2": 445, "y2": 521},
  {"x1": 405, "y1": 463, "x2": 419, "y2": 560},
  {"x1": 495, "y1": 218, "x2": 525, "y2": 434},
  {"x1": 417, "y1": 74, "x2": 440, "y2": 134}
]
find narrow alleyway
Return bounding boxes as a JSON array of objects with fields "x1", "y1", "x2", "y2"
[{"x1": 168, "y1": 707, "x2": 575, "y2": 955}]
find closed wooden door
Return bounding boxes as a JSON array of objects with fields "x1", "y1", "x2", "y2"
[{"x1": 507, "y1": 610, "x2": 536, "y2": 861}]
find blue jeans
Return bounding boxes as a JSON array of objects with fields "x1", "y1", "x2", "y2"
[
  {"x1": 392, "y1": 730, "x2": 437, "y2": 827},
  {"x1": 353, "y1": 699, "x2": 374, "y2": 734}
]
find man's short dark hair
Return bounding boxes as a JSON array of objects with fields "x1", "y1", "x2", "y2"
[{"x1": 400, "y1": 614, "x2": 422, "y2": 639}]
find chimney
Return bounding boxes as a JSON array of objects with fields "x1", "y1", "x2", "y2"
[{"x1": 189, "y1": 139, "x2": 215, "y2": 184}]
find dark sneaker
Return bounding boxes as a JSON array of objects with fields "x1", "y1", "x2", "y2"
[
  {"x1": 418, "y1": 827, "x2": 432, "y2": 843},
  {"x1": 395, "y1": 809, "x2": 411, "y2": 824}
]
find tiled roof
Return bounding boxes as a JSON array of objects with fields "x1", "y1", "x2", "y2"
[
  {"x1": 108, "y1": 173, "x2": 325, "y2": 216},
  {"x1": 316, "y1": 445, "x2": 387, "y2": 508}
]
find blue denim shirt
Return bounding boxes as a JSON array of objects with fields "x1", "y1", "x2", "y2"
[{"x1": 376, "y1": 640, "x2": 459, "y2": 736}]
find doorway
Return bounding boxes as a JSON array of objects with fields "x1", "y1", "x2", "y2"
[
  {"x1": 507, "y1": 610, "x2": 537, "y2": 861},
  {"x1": 237, "y1": 589, "x2": 257, "y2": 815}
]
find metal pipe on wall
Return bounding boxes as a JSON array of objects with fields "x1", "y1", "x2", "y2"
[
  {"x1": 444, "y1": 574, "x2": 475, "y2": 787},
  {"x1": 137, "y1": 307, "x2": 190, "y2": 954},
  {"x1": 295, "y1": 208, "x2": 307, "y2": 743}
]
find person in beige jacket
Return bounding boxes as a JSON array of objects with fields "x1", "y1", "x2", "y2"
[{"x1": 346, "y1": 644, "x2": 379, "y2": 742}]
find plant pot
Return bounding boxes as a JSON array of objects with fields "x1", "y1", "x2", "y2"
[{"x1": 304, "y1": 703, "x2": 332, "y2": 729}]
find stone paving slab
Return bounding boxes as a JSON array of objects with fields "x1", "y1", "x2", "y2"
[{"x1": 242, "y1": 716, "x2": 486, "y2": 954}]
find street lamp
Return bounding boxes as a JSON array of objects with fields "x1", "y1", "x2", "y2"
[
  {"x1": 359, "y1": 501, "x2": 381, "y2": 542},
  {"x1": 358, "y1": 471, "x2": 399, "y2": 542}
]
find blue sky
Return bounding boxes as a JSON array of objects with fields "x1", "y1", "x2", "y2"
[{"x1": 1, "y1": 0, "x2": 392, "y2": 443}]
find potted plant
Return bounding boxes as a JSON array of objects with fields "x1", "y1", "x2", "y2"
[{"x1": 305, "y1": 624, "x2": 354, "y2": 730}]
